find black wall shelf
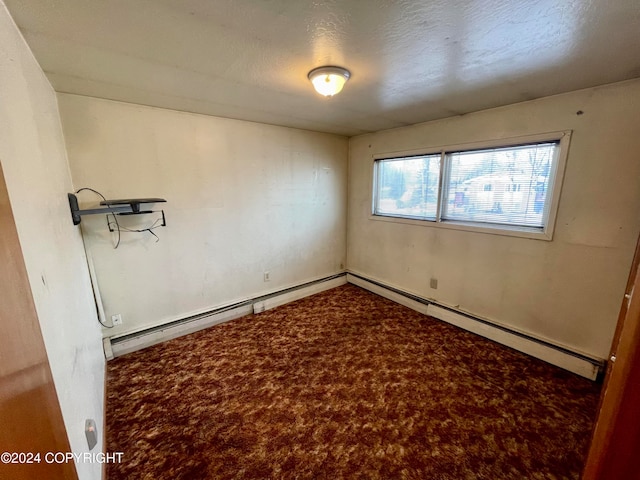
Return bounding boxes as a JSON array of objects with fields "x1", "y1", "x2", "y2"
[{"x1": 68, "y1": 193, "x2": 166, "y2": 225}]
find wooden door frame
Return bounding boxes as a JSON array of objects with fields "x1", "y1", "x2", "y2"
[{"x1": 582, "y1": 233, "x2": 640, "y2": 478}]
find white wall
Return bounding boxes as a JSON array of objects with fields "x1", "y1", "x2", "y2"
[
  {"x1": 348, "y1": 79, "x2": 640, "y2": 360},
  {"x1": 0, "y1": 3, "x2": 105, "y2": 479},
  {"x1": 58, "y1": 94, "x2": 348, "y2": 338}
]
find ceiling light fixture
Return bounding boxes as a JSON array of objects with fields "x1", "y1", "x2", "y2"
[{"x1": 308, "y1": 66, "x2": 351, "y2": 97}]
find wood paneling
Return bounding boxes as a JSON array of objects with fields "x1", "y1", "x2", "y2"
[{"x1": 0, "y1": 163, "x2": 77, "y2": 480}]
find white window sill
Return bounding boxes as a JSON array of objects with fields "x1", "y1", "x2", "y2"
[{"x1": 369, "y1": 213, "x2": 553, "y2": 241}]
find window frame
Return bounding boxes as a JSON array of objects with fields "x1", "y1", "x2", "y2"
[{"x1": 370, "y1": 131, "x2": 571, "y2": 241}]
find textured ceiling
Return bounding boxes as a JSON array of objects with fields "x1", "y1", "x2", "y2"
[{"x1": 5, "y1": 0, "x2": 640, "y2": 136}]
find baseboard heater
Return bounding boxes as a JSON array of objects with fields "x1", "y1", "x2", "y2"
[
  {"x1": 347, "y1": 273, "x2": 605, "y2": 381},
  {"x1": 106, "y1": 273, "x2": 347, "y2": 359}
]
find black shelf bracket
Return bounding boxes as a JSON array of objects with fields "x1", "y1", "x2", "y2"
[{"x1": 68, "y1": 193, "x2": 166, "y2": 225}]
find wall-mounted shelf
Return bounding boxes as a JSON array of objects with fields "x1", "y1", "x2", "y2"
[{"x1": 68, "y1": 193, "x2": 166, "y2": 225}]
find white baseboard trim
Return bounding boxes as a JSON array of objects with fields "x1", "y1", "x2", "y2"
[
  {"x1": 107, "y1": 273, "x2": 347, "y2": 358},
  {"x1": 347, "y1": 273, "x2": 603, "y2": 380},
  {"x1": 252, "y1": 275, "x2": 347, "y2": 313}
]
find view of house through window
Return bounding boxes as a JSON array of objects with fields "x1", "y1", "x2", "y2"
[{"x1": 373, "y1": 139, "x2": 563, "y2": 235}]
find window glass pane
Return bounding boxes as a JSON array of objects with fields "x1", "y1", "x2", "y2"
[
  {"x1": 442, "y1": 142, "x2": 558, "y2": 228},
  {"x1": 375, "y1": 155, "x2": 441, "y2": 220}
]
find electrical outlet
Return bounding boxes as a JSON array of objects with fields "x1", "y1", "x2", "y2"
[
  {"x1": 264, "y1": 271, "x2": 270, "y2": 282},
  {"x1": 430, "y1": 278, "x2": 438, "y2": 289},
  {"x1": 111, "y1": 314, "x2": 123, "y2": 326}
]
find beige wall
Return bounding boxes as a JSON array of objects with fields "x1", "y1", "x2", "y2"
[
  {"x1": 58, "y1": 94, "x2": 348, "y2": 338},
  {"x1": 347, "y1": 79, "x2": 640, "y2": 359},
  {"x1": 0, "y1": 3, "x2": 104, "y2": 479}
]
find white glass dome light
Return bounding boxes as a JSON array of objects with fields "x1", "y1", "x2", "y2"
[{"x1": 308, "y1": 66, "x2": 351, "y2": 97}]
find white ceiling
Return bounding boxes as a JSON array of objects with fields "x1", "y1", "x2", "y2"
[{"x1": 5, "y1": 0, "x2": 640, "y2": 136}]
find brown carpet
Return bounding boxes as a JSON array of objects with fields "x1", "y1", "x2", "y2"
[{"x1": 106, "y1": 284, "x2": 601, "y2": 479}]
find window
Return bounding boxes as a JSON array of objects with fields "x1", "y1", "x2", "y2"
[
  {"x1": 374, "y1": 154, "x2": 441, "y2": 221},
  {"x1": 372, "y1": 132, "x2": 570, "y2": 239}
]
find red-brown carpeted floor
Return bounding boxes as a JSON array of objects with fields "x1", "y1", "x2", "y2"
[{"x1": 106, "y1": 284, "x2": 601, "y2": 479}]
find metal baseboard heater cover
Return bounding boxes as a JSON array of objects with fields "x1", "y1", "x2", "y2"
[
  {"x1": 106, "y1": 274, "x2": 347, "y2": 358},
  {"x1": 346, "y1": 273, "x2": 604, "y2": 380},
  {"x1": 105, "y1": 270, "x2": 603, "y2": 380}
]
